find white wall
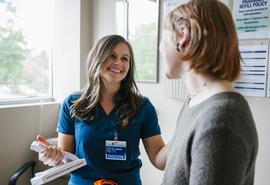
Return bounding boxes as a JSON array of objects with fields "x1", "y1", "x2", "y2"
[
  {"x1": 54, "y1": 0, "x2": 81, "y2": 101},
  {"x1": 247, "y1": 97, "x2": 270, "y2": 185},
  {"x1": 80, "y1": 0, "x2": 94, "y2": 88},
  {"x1": 0, "y1": 102, "x2": 60, "y2": 184},
  {"x1": 92, "y1": 0, "x2": 117, "y2": 42}
]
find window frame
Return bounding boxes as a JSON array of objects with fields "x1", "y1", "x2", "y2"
[{"x1": 116, "y1": 0, "x2": 161, "y2": 83}]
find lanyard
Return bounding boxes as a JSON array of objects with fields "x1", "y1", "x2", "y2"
[{"x1": 114, "y1": 128, "x2": 118, "y2": 141}]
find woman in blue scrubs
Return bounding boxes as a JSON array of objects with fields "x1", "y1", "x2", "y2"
[{"x1": 38, "y1": 35, "x2": 165, "y2": 185}]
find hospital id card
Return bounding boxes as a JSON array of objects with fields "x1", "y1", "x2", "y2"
[{"x1": 105, "y1": 140, "x2": 127, "y2": 161}]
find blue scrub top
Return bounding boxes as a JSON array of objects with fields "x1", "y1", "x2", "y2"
[{"x1": 57, "y1": 92, "x2": 161, "y2": 185}]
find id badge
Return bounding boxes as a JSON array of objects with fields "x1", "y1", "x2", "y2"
[{"x1": 105, "y1": 140, "x2": 127, "y2": 161}]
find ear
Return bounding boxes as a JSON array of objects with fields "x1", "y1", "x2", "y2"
[{"x1": 176, "y1": 24, "x2": 189, "y2": 48}]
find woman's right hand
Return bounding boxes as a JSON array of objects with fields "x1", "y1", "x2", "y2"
[{"x1": 37, "y1": 135, "x2": 64, "y2": 167}]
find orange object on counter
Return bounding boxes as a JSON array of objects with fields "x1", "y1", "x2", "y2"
[{"x1": 94, "y1": 179, "x2": 118, "y2": 185}]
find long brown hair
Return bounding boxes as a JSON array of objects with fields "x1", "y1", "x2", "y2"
[
  {"x1": 165, "y1": 0, "x2": 241, "y2": 81},
  {"x1": 71, "y1": 35, "x2": 143, "y2": 128}
]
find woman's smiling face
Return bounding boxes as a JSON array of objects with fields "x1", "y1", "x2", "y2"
[{"x1": 100, "y1": 42, "x2": 130, "y2": 85}]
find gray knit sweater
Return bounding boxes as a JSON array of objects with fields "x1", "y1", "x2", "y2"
[{"x1": 161, "y1": 92, "x2": 258, "y2": 185}]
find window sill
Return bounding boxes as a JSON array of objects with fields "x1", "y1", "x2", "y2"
[{"x1": 0, "y1": 97, "x2": 59, "y2": 109}]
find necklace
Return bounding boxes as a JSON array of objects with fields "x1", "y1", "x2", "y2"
[{"x1": 190, "y1": 81, "x2": 208, "y2": 99}]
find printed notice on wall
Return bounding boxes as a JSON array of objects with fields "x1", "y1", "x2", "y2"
[
  {"x1": 268, "y1": 54, "x2": 270, "y2": 98},
  {"x1": 164, "y1": 0, "x2": 230, "y2": 17},
  {"x1": 235, "y1": 44, "x2": 269, "y2": 97},
  {"x1": 233, "y1": 0, "x2": 270, "y2": 39},
  {"x1": 163, "y1": 0, "x2": 188, "y2": 17}
]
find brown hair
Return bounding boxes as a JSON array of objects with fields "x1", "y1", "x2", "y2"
[
  {"x1": 71, "y1": 35, "x2": 143, "y2": 128},
  {"x1": 165, "y1": 0, "x2": 241, "y2": 81}
]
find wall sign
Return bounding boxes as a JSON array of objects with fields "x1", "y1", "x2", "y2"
[{"x1": 233, "y1": 0, "x2": 270, "y2": 39}]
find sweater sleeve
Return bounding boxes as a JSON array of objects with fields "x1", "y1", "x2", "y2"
[{"x1": 190, "y1": 127, "x2": 248, "y2": 185}]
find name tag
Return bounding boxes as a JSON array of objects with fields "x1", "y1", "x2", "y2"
[{"x1": 105, "y1": 140, "x2": 127, "y2": 161}]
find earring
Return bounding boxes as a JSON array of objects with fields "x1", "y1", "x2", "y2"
[{"x1": 176, "y1": 43, "x2": 185, "y2": 52}]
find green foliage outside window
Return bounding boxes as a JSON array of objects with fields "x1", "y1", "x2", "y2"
[
  {"x1": 129, "y1": 22, "x2": 158, "y2": 82},
  {"x1": 0, "y1": 1, "x2": 28, "y2": 91},
  {"x1": 0, "y1": 0, "x2": 52, "y2": 99}
]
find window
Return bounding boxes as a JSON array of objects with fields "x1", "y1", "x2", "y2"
[
  {"x1": 116, "y1": 0, "x2": 160, "y2": 82},
  {"x1": 0, "y1": 0, "x2": 54, "y2": 104}
]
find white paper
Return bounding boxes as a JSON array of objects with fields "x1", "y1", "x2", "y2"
[
  {"x1": 233, "y1": 0, "x2": 270, "y2": 39},
  {"x1": 235, "y1": 44, "x2": 269, "y2": 97},
  {"x1": 164, "y1": 0, "x2": 231, "y2": 17},
  {"x1": 268, "y1": 52, "x2": 270, "y2": 98},
  {"x1": 31, "y1": 159, "x2": 86, "y2": 185},
  {"x1": 30, "y1": 141, "x2": 87, "y2": 185}
]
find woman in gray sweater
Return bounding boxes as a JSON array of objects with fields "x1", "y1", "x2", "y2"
[{"x1": 156, "y1": 0, "x2": 259, "y2": 184}]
